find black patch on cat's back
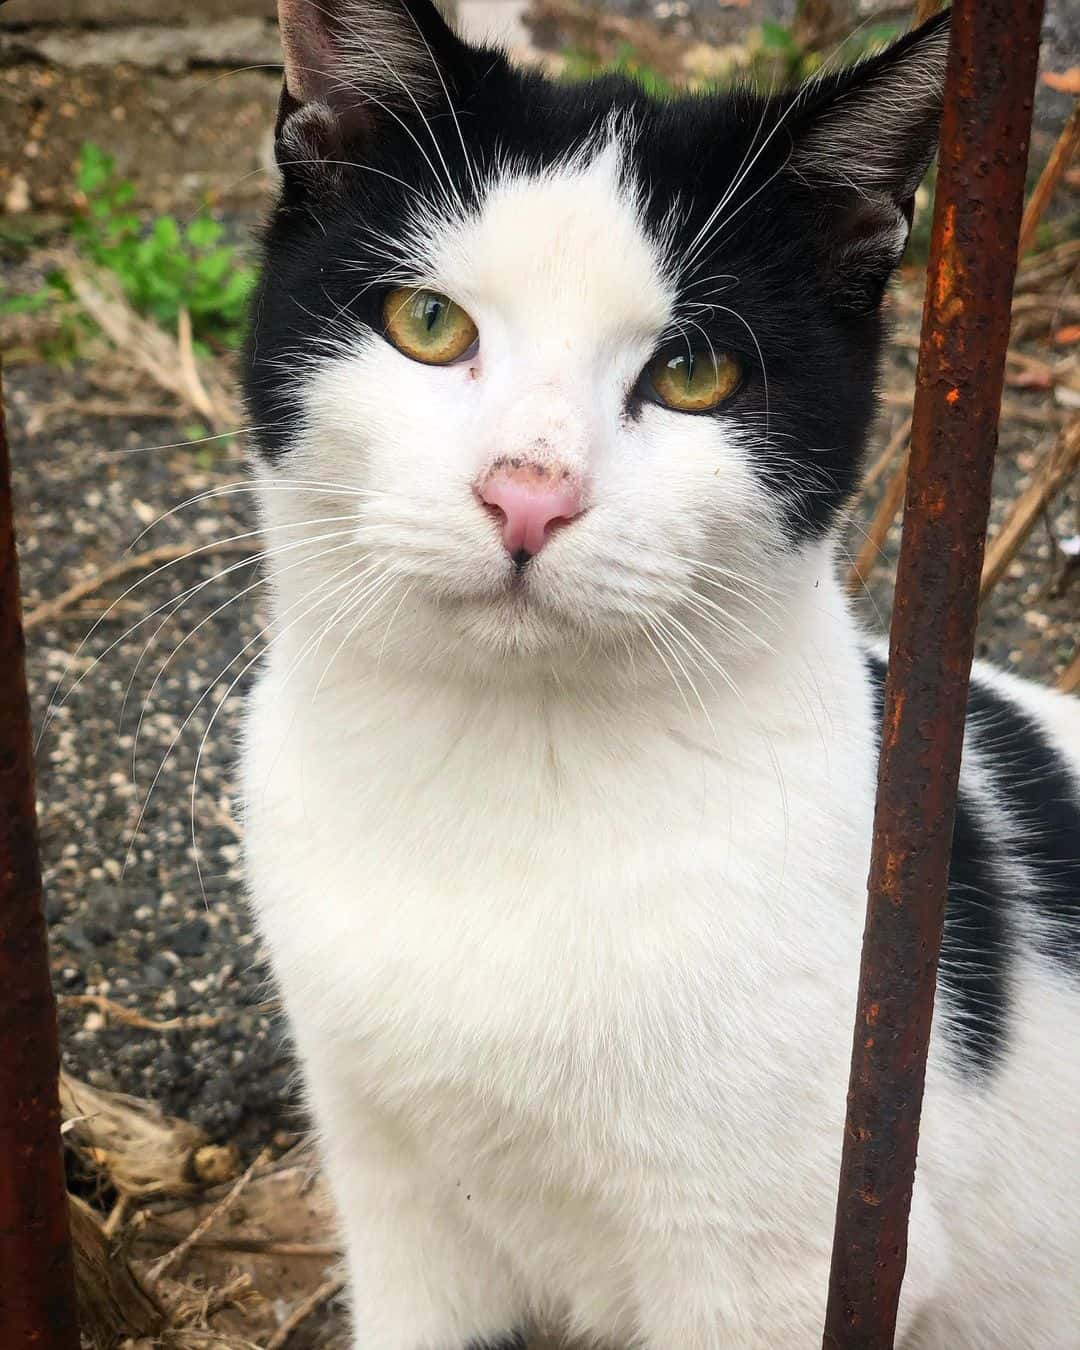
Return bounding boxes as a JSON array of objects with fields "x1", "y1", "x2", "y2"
[
  {"x1": 862, "y1": 653, "x2": 1011, "y2": 1076},
  {"x1": 966, "y1": 679, "x2": 1080, "y2": 971}
]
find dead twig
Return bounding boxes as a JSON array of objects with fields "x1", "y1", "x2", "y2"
[
  {"x1": 176, "y1": 307, "x2": 219, "y2": 427},
  {"x1": 264, "y1": 1274, "x2": 346, "y2": 1350},
  {"x1": 36, "y1": 396, "x2": 180, "y2": 423},
  {"x1": 67, "y1": 263, "x2": 240, "y2": 432},
  {"x1": 148, "y1": 1151, "x2": 268, "y2": 1284},
  {"x1": 103, "y1": 1193, "x2": 131, "y2": 1241},
  {"x1": 163, "y1": 1270, "x2": 260, "y2": 1331},
  {"x1": 138, "y1": 1232, "x2": 341, "y2": 1259},
  {"x1": 1058, "y1": 651, "x2": 1080, "y2": 694},
  {"x1": 1016, "y1": 103, "x2": 1080, "y2": 261},
  {"x1": 914, "y1": 0, "x2": 945, "y2": 25},
  {"x1": 1015, "y1": 237, "x2": 1080, "y2": 291},
  {"x1": 980, "y1": 416, "x2": 1080, "y2": 599},
  {"x1": 853, "y1": 417, "x2": 912, "y2": 508},
  {"x1": 847, "y1": 448, "x2": 911, "y2": 594},
  {"x1": 23, "y1": 537, "x2": 252, "y2": 631},
  {"x1": 60, "y1": 992, "x2": 225, "y2": 1033}
]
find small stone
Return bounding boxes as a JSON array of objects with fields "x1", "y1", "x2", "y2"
[
  {"x1": 167, "y1": 918, "x2": 211, "y2": 958},
  {"x1": 62, "y1": 922, "x2": 94, "y2": 953},
  {"x1": 172, "y1": 984, "x2": 196, "y2": 1012},
  {"x1": 4, "y1": 174, "x2": 30, "y2": 214},
  {"x1": 142, "y1": 962, "x2": 168, "y2": 989}
]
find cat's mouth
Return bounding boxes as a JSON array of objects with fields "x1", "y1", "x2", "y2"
[
  {"x1": 431, "y1": 562, "x2": 592, "y2": 650},
  {"x1": 445, "y1": 566, "x2": 543, "y2": 614}
]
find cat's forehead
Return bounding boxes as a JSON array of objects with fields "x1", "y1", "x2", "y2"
[{"x1": 419, "y1": 137, "x2": 674, "y2": 344}]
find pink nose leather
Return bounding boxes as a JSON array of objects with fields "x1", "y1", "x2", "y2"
[{"x1": 477, "y1": 460, "x2": 584, "y2": 559}]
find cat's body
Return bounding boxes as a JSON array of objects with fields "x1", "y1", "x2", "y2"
[
  {"x1": 245, "y1": 568, "x2": 1080, "y2": 1350},
  {"x1": 241, "y1": 4, "x2": 1080, "y2": 1346}
]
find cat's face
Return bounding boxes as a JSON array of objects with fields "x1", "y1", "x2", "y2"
[{"x1": 245, "y1": 0, "x2": 947, "y2": 681}]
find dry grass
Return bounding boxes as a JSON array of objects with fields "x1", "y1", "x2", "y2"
[{"x1": 62, "y1": 1073, "x2": 342, "y2": 1350}]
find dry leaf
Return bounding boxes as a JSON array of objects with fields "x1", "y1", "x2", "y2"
[
  {"x1": 1042, "y1": 68, "x2": 1080, "y2": 95},
  {"x1": 1007, "y1": 368, "x2": 1054, "y2": 391},
  {"x1": 1054, "y1": 324, "x2": 1080, "y2": 346},
  {"x1": 61, "y1": 1073, "x2": 240, "y2": 1199}
]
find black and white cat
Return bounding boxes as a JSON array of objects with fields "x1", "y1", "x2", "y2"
[{"x1": 240, "y1": 4, "x2": 1080, "y2": 1346}]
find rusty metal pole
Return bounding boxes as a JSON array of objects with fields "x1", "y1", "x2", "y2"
[
  {"x1": 822, "y1": 3, "x2": 1046, "y2": 1348},
  {"x1": 0, "y1": 358, "x2": 81, "y2": 1346}
]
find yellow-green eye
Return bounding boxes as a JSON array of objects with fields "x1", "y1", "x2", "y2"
[
  {"x1": 646, "y1": 346, "x2": 742, "y2": 413},
  {"x1": 382, "y1": 287, "x2": 478, "y2": 365}
]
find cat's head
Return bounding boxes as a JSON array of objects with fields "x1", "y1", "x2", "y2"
[{"x1": 244, "y1": 0, "x2": 947, "y2": 687}]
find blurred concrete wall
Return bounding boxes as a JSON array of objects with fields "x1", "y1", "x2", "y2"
[
  {"x1": 0, "y1": 0, "x2": 465, "y2": 23},
  {"x1": 0, "y1": 0, "x2": 275, "y2": 23}
]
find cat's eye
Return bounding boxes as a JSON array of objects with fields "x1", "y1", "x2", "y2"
[
  {"x1": 382, "y1": 287, "x2": 478, "y2": 365},
  {"x1": 644, "y1": 345, "x2": 743, "y2": 413}
]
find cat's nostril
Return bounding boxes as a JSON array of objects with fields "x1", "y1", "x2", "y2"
[{"x1": 475, "y1": 460, "x2": 584, "y2": 560}]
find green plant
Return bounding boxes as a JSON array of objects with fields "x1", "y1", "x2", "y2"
[
  {"x1": 557, "y1": 14, "x2": 908, "y2": 102},
  {"x1": 756, "y1": 19, "x2": 806, "y2": 82},
  {"x1": 560, "y1": 42, "x2": 674, "y2": 97},
  {"x1": 70, "y1": 143, "x2": 255, "y2": 350},
  {"x1": 0, "y1": 269, "x2": 85, "y2": 363},
  {"x1": 752, "y1": 16, "x2": 906, "y2": 85},
  {"x1": 0, "y1": 144, "x2": 255, "y2": 359}
]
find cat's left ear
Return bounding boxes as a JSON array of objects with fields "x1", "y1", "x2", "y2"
[{"x1": 788, "y1": 11, "x2": 950, "y2": 313}]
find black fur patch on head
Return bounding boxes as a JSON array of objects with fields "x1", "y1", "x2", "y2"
[
  {"x1": 245, "y1": 5, "x2": 948, "y2": 542},
  {"x1": 863, "y1": 653, "x2": 1011, "y2": 1078}
]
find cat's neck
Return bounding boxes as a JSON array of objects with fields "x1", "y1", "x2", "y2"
[{"x1": 249, "y1": 542, "x2": 873, "y2": 900}]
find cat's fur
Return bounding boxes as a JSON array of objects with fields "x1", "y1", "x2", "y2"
[{"x1": 240, "y1": 4, "x2": 1080, "y2": 1346}]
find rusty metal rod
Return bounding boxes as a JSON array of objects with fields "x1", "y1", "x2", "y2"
[
  {"x1": 0, "y1": 357, "x2": 81, "y2": 1346},
  {"x1": 821, "y1": 3, "x2": 1046, "y2": 1348}
]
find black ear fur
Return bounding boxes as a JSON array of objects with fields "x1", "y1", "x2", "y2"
[
  {"x1": 274, "y1": 0, "x2": 467, "y2": 198},
  {"x1": 788, "y1": 10, "x2": 950, "y2": 313}
]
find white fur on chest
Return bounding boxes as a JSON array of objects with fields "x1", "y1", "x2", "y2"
[{"x1": 243, "y1": 590, "x2": 872, "y2": 1222}]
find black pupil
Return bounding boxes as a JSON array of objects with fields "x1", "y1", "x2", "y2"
[{"x1": 421, "y1": 295, "x2": 444, "y2": 332}]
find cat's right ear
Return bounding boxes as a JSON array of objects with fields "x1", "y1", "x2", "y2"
[
  {"x1": 275, "y1": 0, "x2": 467, "y2": 197},
  {"x1": 784, "y1": 11, "x2": 950, "y2": 314}
]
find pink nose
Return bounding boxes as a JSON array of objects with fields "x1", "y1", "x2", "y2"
[{"x1": 476, "y1": 459, "x2": 584, "y2": 561}]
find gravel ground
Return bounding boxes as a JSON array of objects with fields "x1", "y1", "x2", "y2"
[{"x1": 7, "y1": 364, "x2": 298, "y2": 1149}]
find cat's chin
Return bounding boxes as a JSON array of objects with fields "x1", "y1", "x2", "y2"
[
  {"x1": 437, "y1": 589, "x2": 584, "y2": 655},
  {"x1": 423, "y1": 582, "x2": 621, "y2": 671}
]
